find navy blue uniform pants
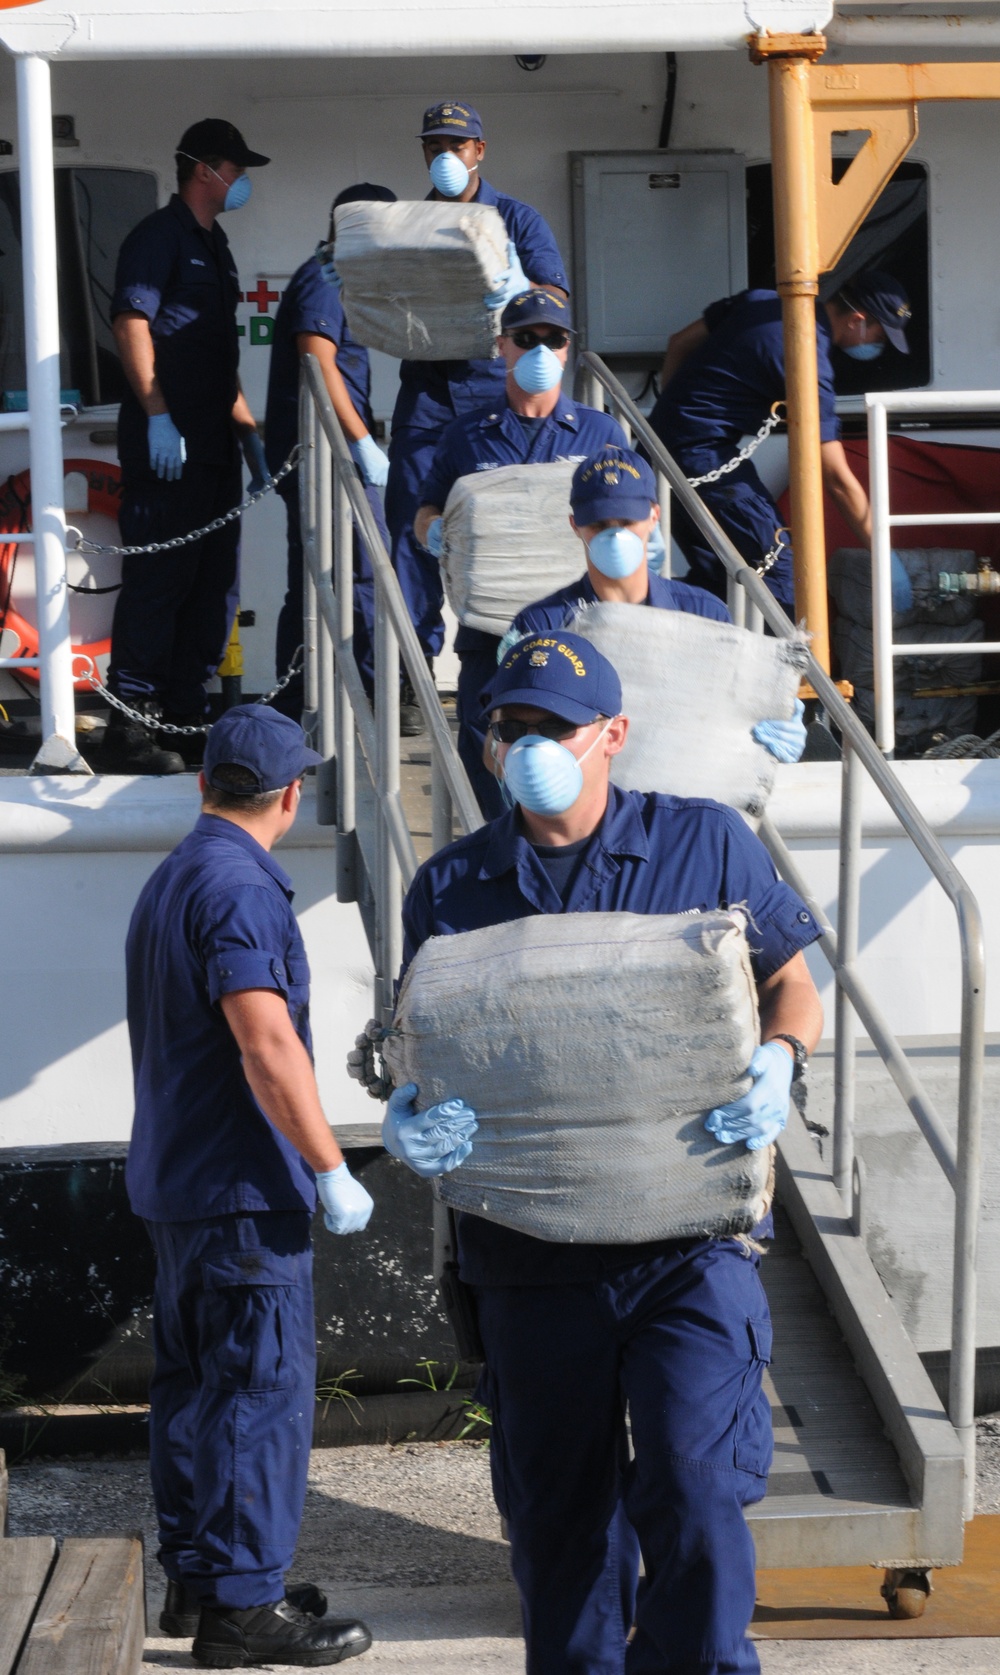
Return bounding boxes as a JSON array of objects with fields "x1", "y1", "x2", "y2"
[
  {"x1": 457, "y1": 644, "x2": 506, "y2": 821},
  {"x1": 109, "y1": 459, "x2": 242, "y2": 713},
  {"x1": 385, "y1": 425, "x2": 446, "y2": 660},
  {"x1": 274, "y1": 477, "x2": 380, "y2": 719},
  {"x1": 669, "y1": 462, "x2": 795, "y2": 616},
  {"x1": 145, "y1": 1210, "x2": 315, "y2": 1609},
  {"x1": 475, "y1": 1238, "x2": 773, "y2": 1675}
]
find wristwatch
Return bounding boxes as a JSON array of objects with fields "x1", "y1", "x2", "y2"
[{"x1": 771, "y1": 1033, "x2": 809, "y2": 1082}]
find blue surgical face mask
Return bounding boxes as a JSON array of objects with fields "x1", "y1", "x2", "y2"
[
  {"x1": 843, "y1": 339, "x2": 884, "y2": 362},
  {"x1": 222, "y1": 172, "x2": 252, "y2": 212},
  {"x1": 512, "y1": 343, "x2": 564, "y2": 394},
  {"x1": 500, "y1": 720, "x2": 612, "y2": 816},
  {"x1": 429, "y1": 152, "x2": 475, "y2": 197},
  {"x1": 587, "y1": 527, "x2": 646, "y2": 579}
]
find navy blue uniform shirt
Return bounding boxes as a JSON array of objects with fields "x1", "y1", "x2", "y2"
[
  {"x1": 392, "y1": 179, "x2": 569, "y2": 432},
  {"x1": 421, "y1": 399, "x2": 627, "y2": 656},
  {"x1": 125, "y1": 813, "x2": 317, "y2": 1222},
  {"x1": 264, "y1": 254, "x2": 372, "y2": 478},
  {"x1": 400, "y1": 785, "x2": 821, "y2": 1284},
  {"x1": 651, "y1": 288, "x2": 840, "y2": 466},
  {"x1": 510, "y1": 568, "x2": 731, "y2": 640},
  {"x1": 113, "y1": 196, "x2": 241, "y2": 471}
]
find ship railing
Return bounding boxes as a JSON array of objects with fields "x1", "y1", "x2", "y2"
[
  {"x1": 297, "y1": 354, "x2": 483, "y2": 1026},
  {"x1": 868, "y1": 387, "x2": 1000, "y2": 755},
  {"x1": 583, "y1": 351, "x2": 983, "y2": 1514}
]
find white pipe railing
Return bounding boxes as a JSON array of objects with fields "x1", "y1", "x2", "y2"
[
  {"x1": 867, "y1": 388, "x2": 1000, "y2": 756},
  {"x1": 15, "y1": 55, "x2": 81, "y2": 771}
]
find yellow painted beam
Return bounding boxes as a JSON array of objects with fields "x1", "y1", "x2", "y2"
[
  {"x1": 814, "y1": 104, "x2": 919, "y2": 275},
  {"x1": 810, "y1": 60, "x2": 1000, "y2": 107}
]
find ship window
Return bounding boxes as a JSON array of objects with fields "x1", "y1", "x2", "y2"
[
  {"x1": 745, "y1": 159, "x2": 930, "y2": 392},
  {"x1": 0, "y1": 166, "x2": 158, "y2": 408}
]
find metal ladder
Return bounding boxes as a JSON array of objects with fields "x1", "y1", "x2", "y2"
[{"x1": 298, "y1": 349, "x2": 982, "y2": 1582}]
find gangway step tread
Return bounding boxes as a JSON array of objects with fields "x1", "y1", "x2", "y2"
[
  {"x1": 13, "y1": 1536, "x2": 144, "y2": 1675},
  {"x1": 0, "y1": 1539, "x2": 57, "y2": 1675}
]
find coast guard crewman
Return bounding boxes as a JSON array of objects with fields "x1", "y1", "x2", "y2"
[
  {"x1": 648, "y1": 270, "x2": 912, "y2": 611},
  {"x1": 487, "y1": 446, "x2": 806, "y2": 810},
  {"x1": 382, "y1": 632, "x2": 823, "y2": 1675},
  {"x1": 414, "y1": 290, "x2": 625, "y2": 803},
  {"x1": 107, "y1": 120, "x2": 272, "y2": 773},
  {"x1": 125, "y1": 705, "x2": 374, "y2": 1669},
  {"x1": 385, "y1": 100, "x2": 569, "y2": 724},
  {"x1": 265, "y1": 183, "x2": 397, "y2": 720}
]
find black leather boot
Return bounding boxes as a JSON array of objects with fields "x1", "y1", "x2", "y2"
[
  {"x1": 192, "y1": 1597, "x2": 371, "y2": 1667},
  {"x1": 102, "y1": 698, "x2": 185, "y2": 774},
  {"x1": 161, "y1": 1579, "x2": 328, "y2": 1638}
]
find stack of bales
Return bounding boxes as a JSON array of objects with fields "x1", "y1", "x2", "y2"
[{"x1": 828, "y1": 548, "x2": 984, "y2": 753}]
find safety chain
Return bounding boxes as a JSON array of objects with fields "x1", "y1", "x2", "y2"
[
  {"x1": 68, "y1": 446, "x2": 301, "y2": 559},
  {"x1": 346, "y1": 1018, "x2": 393, "y2": 1102},
  {"x1": 685, "y1": 403, "x2": 786, "y2": 488},
  {"x1": 79, "y1": 646, "x2": 304, "y2": 736},
  {"x1": 754, "y1": 526, "x2": 789, "y2": 578}
]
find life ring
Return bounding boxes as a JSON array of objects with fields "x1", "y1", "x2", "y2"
[{"x1": 0, "y1": 458, "x2": 122, "y2": 690}]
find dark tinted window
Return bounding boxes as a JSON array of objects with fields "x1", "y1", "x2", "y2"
[
  {"x1": 0, "y1": 167, "x2": 158, "y2": 406},
  {"x1": 746, "y1": 159, "x2": 930, "y2": 392}
]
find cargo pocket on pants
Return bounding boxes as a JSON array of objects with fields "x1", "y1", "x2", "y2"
[
  {"x1": 198, "y1": 1249, "x2": 304, "y2": 1392},
  {"x1": 734, "y1": 1315, "x2": 773, "y2": 1477}
]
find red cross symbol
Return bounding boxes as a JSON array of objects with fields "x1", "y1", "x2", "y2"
[{"x1": 244, "y1": 279, "x2": 280, "y2": 314}]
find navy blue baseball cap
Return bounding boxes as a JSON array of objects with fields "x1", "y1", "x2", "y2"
[
  {"x1": 571, "y1": 446, "x2": 658, "y2": 525},
  {"x1": 177, "y1": 119, "x2": 269, "y2": 168},
  {"x1": 500, "y1": 289, "x2": 575, "y2": 335},
  {"x1": 204, "y1": 705, "x2": 323, "y2": 794},
  {"x1": 419, "y1": 101, "x2": 484, "y2": 140},
  {"x1": 332, "y1": 182, "x2": 397, "y2": 211},
  {"x1": 839, "y1": 269, "x2": 912, "y2": 354},
  {"x1": 489, "y1": 632, "x2": 622, "y2": 726}
]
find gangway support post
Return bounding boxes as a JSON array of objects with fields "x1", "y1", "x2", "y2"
[
  {"x1": 16, "y1": 54, "x2": 90, "y2": 775},
  {"x1": 752, "y1": 33, "x2": 832, "y2": 674}
]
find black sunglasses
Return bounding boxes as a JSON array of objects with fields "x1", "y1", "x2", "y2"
[
  {"x1": 490, "y1": 716, "x2": 595, "y2": 744},
  {"x1": 509, "y1": 329, "x2": 571, "y2": 352}
]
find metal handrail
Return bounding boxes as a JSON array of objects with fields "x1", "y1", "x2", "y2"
[
  {"x1": 867, "y1": 387, "x2": 1000, "y2": 754},
  {"x1": 578, "y1": 350, "x2": 984, "y2": 1514},
  {"x1": 298, "y1": 354, "x2": 482, "y2": 1020}
]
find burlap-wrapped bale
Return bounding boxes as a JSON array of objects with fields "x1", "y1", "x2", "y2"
[
  {"x1": 567, "y1": 603, "x2": 809, "y2": 818},
  {"x1": 333, "y1": 200, "x2": 509, "y2": 361},
  {"x1": 828, "y1": 547, "x2": 980, "y2": 629},
  {"x1": 382, "y1": 911, "x2": 769, "y2": 1244},
  {"x1": 441, "y1": 461, "x2": 584, "y2": 634}
]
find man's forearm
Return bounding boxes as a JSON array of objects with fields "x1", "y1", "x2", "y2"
[
  {"x1": 240, "y1": 1031, "x2": 344, "y2": 1173},
  {"x1": 820, "y1": 441, "x2": 872, "y2": 542},
  {"x1": 112, "y1": 312, "x2": 168, "y2": 416},
  {"x1": 758, "y1": 953, "x2": 824, "y2": 1057},
  {"x1": 231, "y1": 389, "x2": 257, "y2": 430},
  {"x1": 297, "y1": 334, "x2": 368, "y2": 444}
]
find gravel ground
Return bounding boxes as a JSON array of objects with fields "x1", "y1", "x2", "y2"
[{"x1": 6, "y1": 1420, "x2": 1000, "y2": 1672}]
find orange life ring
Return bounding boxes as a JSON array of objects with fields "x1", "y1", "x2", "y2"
[{"x1": 0, "y1": 458, "x2": 122, "y2": 691}]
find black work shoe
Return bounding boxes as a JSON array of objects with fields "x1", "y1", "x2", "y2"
[
  {"x1": 192, "y1": 1597, "x2": 371, "y2": 1667},
  {"x1": 399, "y1": 675, "x2": 424, "y2": 736},
  {"x1": 159, "y1": 710, "x2": 209, "y2": 768},
  {"x1": 160, "y1": 1579, "x2": 328, "y2": 1639},
  {"x1": 102, "y1": 699, "x2": 185, "y2": 775}
]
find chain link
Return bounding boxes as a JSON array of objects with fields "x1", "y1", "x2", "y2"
[
  {"x1": 754, "y1": 526, "x2": 789, "y2": 578},
  {"x1": 68, "y1": 446, "x2": 301, "y2": 559},
  {"x1": 685, "y1": 403, "x2": 786, "y2": 488},
  {"x1": 79, "y1": 646, "x2": 304, "y2": 736}
]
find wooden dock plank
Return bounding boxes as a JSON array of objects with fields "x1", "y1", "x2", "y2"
[
  {"x1": 17, "y1": 1538, "x2": 144, "y2": 1675},
  {"x1": 0, "y1": 1538, "x2": 57, "y2": 1675}
]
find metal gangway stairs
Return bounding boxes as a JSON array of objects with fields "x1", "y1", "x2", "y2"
[{"x1": 297, "y1": 350, "x2": 982, "y2": 1596}]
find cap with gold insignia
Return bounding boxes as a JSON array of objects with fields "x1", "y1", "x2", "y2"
[
  {"x1": 419, "y1": 101, "x2": 484, "y2": 140},
  {"x1": 499, "y1": 289, "x2": 575, "y2": 335},
  {"x1": 570, "y1": 446, "x2": 657, "y2": 525},
  {"x1": 488, "y1": 630, "x2": 622, "y2": 725}
]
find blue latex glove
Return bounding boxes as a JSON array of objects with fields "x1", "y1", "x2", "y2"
[
  {"x1": 349, "y1": 433, "x2": 389, "y2": 488},
  {"x1": 315, "y1": 239, "x2": 341, "y2": 288},
  {"x1": 241, "y1": 429, "x2": 272, "y2": 495},
  {"x1": 382, "y1": 1081, "x2": 478, "y2": 1179},
  {"x1": 646, "y1": 521, "x2": 666, "y2": 574},
  {"x1": 423, "y1": 517, "x2": 444, "y2": 559},
  {"x1": 891, "y1": 549, "x2": 913, "y2": 613},
  {"x1": 315, "y1": 1161, "x2": 375, "y2": 1234},
  {"x1": 496, "y1": 624, "x2": 524, "y2": 664},
  {"x1": 484, "y1": 240, "x2": 529, "y2": 311},
  {"x1": 148, "y1": 412, "x2": 186, "y2": 482},
  {"x1": 752, "y1": 697, "x2": 807, "y2": 764},
  {"x1": 704, "y1": 1042, "x2": 794, "y2": 1152}
]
